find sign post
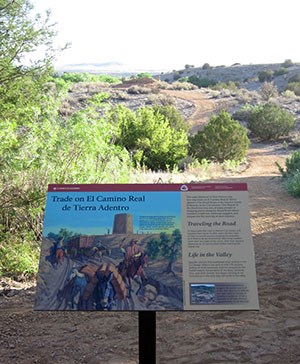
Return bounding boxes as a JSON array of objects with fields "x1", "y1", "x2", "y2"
[
  {"x1": 139, "y1": 311, "x2": 156, "y2": 364},
  {"x1": 35, "y1": 183, "x2": 259, "y2": 360}
]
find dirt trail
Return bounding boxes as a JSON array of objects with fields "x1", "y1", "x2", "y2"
[
  {"x1": 1, "y1": 92, "x2": 300, "y2": 363},
  {"x1": 162, "y1": 89, "x2": 216, "y2": 133}
]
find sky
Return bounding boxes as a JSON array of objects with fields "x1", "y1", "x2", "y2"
[{"x1": 32, "y1": 0, "x2": 300, "y2": 71}]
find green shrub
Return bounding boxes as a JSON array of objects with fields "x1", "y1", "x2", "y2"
[
  {"x1": 61, "y1": 72, "x2": 120, "y2": 84},
  {"x1": 153, "y1": 105, "x2": 188, "y2": 132},
  {"x1": 248, "y1": 103, "x2": 295, "y2": 140},
  {"x1": 189, "y1": 110, "x2": 249, "y2": 163},
  {"x1": 273, "y1": 67, "x2": 289, "y2": 77},
  {"x1": 136, "y1": 72, "x2": 153, "y2": 79},
  {"x1": 202, "y1": 63, "x2": 211, "y2": 70},
  {"x1": 258, "y1": 69, "x2": 273, "y2": 82},
  {"x1": 282, "y1": 59, "x2": 294, "y2": 68},
  {"x1": 288, "y1": 74, "x2": 300, "y2": 83},
  {"x1": 284, "y1": 172, "x2": 300, "y2": 198},
  {"x1": 285, "y1": 82, "x2": 300, "y2": 96},
  {"x1": 285, "y1": 150, "x2": 300, "y2": 176},
  {"x1": 277, "y1": 150, "x2": 300, "y2": 198},
  {"x1": 211, "y1": 81, "x2": 239, "y2": 92},
  {"x1": 111, "y1": 105, "x2": 189, "y2": 170},
  {"x1": 187, "y1": 75, "x2": 216, "y2": 88}
]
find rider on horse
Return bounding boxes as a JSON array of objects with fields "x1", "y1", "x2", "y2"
[{"x1": 119, "y1": 239, "x2": 148, "y2": 290}]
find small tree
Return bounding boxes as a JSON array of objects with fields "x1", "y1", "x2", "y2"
[
  {"x1": 260, "y1": 82, "x2": 278, "y2": 101},
  {"x1": 258, "y1": 69, "x2": 273, "y2": 82},
  {"x1": 248, "y1": 103, "x2": 295, "y2": 140},
  {"x1": 189, "y1": 110, "x2": 249, "y2": 163},
  {"x1": 202, "y1": 63, "x2": 211, "y2": 70},
  {"x1": 146, "y1": 238, "x2": 161, "y2": 260},
  {"x1": 159, "y1": 230, "x2": 182, "y2": 275},
  {"x1": 112, "y1": 105, "x2": 189, "y2": 170}
]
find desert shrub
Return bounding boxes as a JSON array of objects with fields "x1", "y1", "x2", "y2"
[
  {"x1": 285, "y1": 82, "x2": 300, "y2": 96},
  {"x1": 273, "y1": 67, "x2": 289, "y2": 77},
  {"x1": 285, "y1": 150, "x2": 300, "y2": 176},
  {"x1": 281, "y1": 89, "x2": 297, "y2": 98},
  {"x1": 282, "y1": 59, "x2": 294, "y2": 68},
  {"x1": 232, "y1": 105, "x2": 254, "y2": 123},
  {"x1": 258, "y1": 69, "x2": 273, "y2": 82},
  {"x1": 168, "y1": 81, "x2": 197, "y2": 90},
  {"x1": 189, "y1": 110, "x2": 249, "y2": 163},
  {"x1": 110, "y1": 105, "x2": 189, "y2": 170},
  {"x1": 211, "y1": 81, "x2": 239, "y2": 92},
  {"x1": 248, "y1": 103, "x2": 295, "y2": 140},
  {"x1": 173, "y1": 72, "x2": 181, "y2": 81},
  {"x1": 202, "y1": 63, "x2": 211, "y2": 70},
  {"x1": 153, "y1": 105, "x2": 188, "y2": 132},
  {"x1": 259, "y1": 82, "x2": 278, "y2": 101},
  {"x1": 277, "y1": 150, "x2": 300, "y2": 197},
  {"x1": 127, "y1": 85, "x2": 152, "y2": 94},
  {"x1": 148, "y1": 93, "x2": 175, "y2": 106},
  {"x1": 136, "y1": 72, "x2": 153, "y2": 79},
  {"x1": 288, "y1": 74, "x2": 300, "y2": 83},
  {"x1": 187, "y1": 75, "x2": 216, "y2": 88},
  {"x1": 61, "y1": 72, "x2": 120, "y2": 84},
  {"x1": 284, "y1": 172, "x2": 300, "y2": 198}
]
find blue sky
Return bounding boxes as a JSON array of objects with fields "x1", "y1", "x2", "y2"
[
  {"x1": 31, "y1": 0, "x2": 300, "y2": 71},
  {"x1": 43, "y1": 191, "x2": 182, "y2": 236}
]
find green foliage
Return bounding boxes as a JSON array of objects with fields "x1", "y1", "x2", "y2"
[
  {"x1": 187, "y1": 75, "x2": 216, "y2": 88},
  {"x1": 111, "y1": 105, "x2": 189, "y2": 170},
  {"x1": 258, "y1": 69, "x2": 273, "y2": 82},
  {"x1": 273, "y1": 67, "x2": 289, "y2": 77},
  {"x1": 159, "y1": 229, "x2": 182, "y2": 274},
  {"x1": 284, "y1": 172, "x2": 300, "y2": 198},
  {"x1": 282, "y1": 59, "x2": 294, "y2": 68},
  {"x1": 0, "y1": 233, "x2": 40, "y2": 279},
  {"x1": 211, "y1": 81, "x2": 239, "y2": 92},
  {"x1": 277, "y1": 150, "x2": 300, "y2": 198},
  {"x1": 60, "y1": 72, "x2": 120, "y2": 84},
  {"x1": 285, "y1": 150, "x2": 300, "y2": 175},
  {"x1": 146, "y1": 238, "x2": 161, "y2": 260},
  {"x1": 288, "y1": 74, "x2": 300, "y2": 83},
  {"x1": 152, "y1": 105, "x2": 188, "y2": 132},
  {"x1": 202, "y1": 63, "x2": 211, "y2": 70},
  {"x1": 0, "y1": 0, "x2": 130, "y2": 279},
  {"x1": 136, "y1": 72, "x2": 153, "y2": 79},
  {"x1": 189, "y1": 110, "x2": 249, "y2": 163},
  {"x1": 248, "y1": 103, "x2": 295, "y2": 140},
  {"x1": 285, "y1": 82, "x2": 300, "y2": 96}
]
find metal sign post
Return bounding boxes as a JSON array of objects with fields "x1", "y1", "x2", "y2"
[{"x1": 139, "y1": 311, "x2": 156, "y2": 364}]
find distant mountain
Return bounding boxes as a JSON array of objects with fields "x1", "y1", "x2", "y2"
[{"x1": 55, "y1": 62, "x2": 168, "y2": 76}]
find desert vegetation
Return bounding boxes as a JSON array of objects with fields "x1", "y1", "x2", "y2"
[{"x1": 0, "y1": 0, "x2": 300, "y2": 280}]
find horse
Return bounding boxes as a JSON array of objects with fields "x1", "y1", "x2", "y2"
[
  {"x1": 118, "y1": 253, "x2": 148, "y2": 299},
  {"x1": 94, "y1": 270, "x2": 116, "y2": 310},
  {"x1": 65, "y1": 267, "x2": 88, "y2": 309}
]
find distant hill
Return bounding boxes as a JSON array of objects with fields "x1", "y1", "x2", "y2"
[
  {"x1": 56, "y1": 61, "x2": 167, "y2": 77},
  {"x1": 159, "y1": 62, "x2": 300, "y2": 92}
]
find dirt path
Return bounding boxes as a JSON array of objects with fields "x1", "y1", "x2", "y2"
[
  {"x1": 162, "y1": 89, "x2": 216, "y2": 133},
  {"x1": 1, "y1": 94, "x2": 300, "y2": 363}
]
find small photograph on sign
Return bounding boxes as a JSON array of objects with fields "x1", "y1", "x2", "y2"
[{"x1": 190, "y1": 283, "x2": 216, "y2": 304}]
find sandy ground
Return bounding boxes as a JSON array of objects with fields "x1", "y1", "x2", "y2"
[{"x1": 1, "y1": 92, "x2": 300, "y2": 363}]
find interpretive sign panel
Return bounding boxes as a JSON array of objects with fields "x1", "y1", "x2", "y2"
[{"x1": 35, "y1": 183, "x2": 259, "y2": 311}]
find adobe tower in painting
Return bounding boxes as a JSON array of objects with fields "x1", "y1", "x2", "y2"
[{"x1": 112, "y1": 213, "x2": 133, "y2": 234}]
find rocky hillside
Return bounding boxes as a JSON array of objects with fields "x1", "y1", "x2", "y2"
[{"x1": 159, "y1": 62, "x2": 300, "y2": 92}]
